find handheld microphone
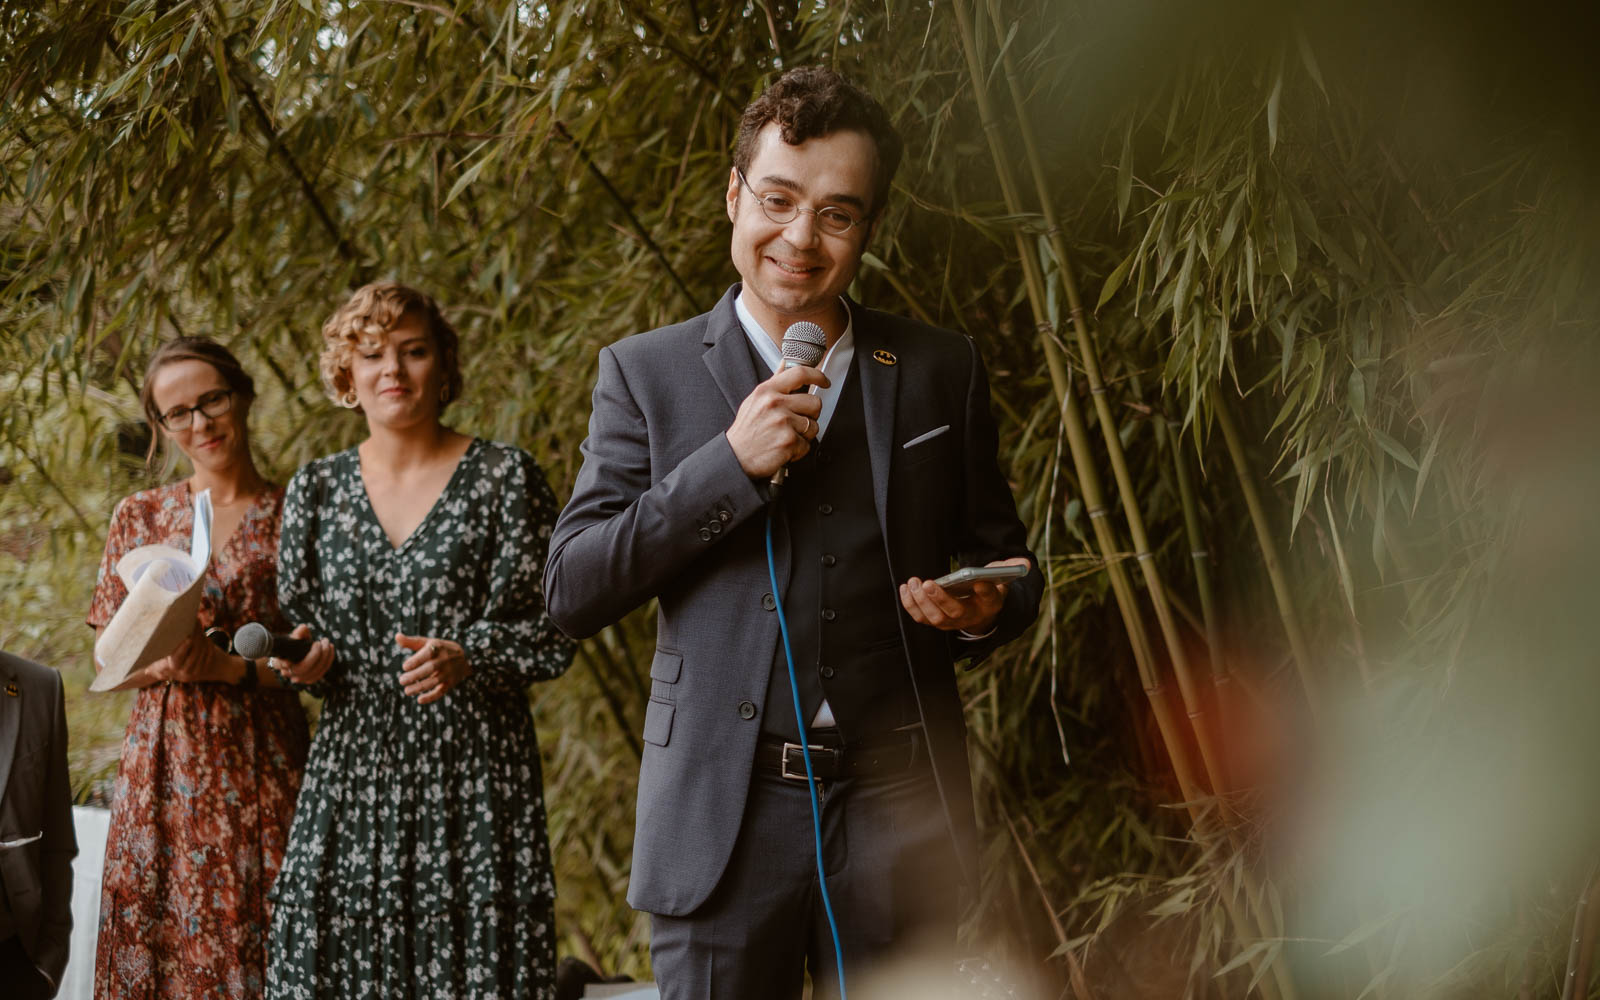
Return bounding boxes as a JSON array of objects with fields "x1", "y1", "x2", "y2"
[
  {"x1": 769, "y1": 321, "x2": 828, "y2": 492},
  {"x1": 234, "y1": 621, "x2": 314, "y2": 662}
]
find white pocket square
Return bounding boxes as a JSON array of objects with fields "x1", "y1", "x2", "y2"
[{"x1": 901, "y1": 425, "x2": 951, "y2": 449}]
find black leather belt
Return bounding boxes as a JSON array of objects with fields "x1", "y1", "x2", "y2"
[{"x1": 755, "y1": 730, "x2": 921, "y2": 781}]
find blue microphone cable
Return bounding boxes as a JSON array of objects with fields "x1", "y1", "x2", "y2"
[{"x1": 766, "y1": 504, "x2": 848, "y2": 1000}]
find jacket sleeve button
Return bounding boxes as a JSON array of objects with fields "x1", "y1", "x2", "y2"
[
  {"x1": 699, "y1": 527, "x2": 713, "y2": 541},
  {"x1": 718, "y1": 509, "x2": 733, "y2": 523},
  {"x1": 738, "y1": 700, "x2": 757, "y2": 720}
]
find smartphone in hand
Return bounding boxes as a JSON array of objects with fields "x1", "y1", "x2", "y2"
[{"x1": 932, "y1": 564, "x2": 1028, "y2": 594}]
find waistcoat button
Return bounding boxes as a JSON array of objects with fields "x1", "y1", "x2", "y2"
[
  {"x1": 821, "y1": 608, "x2": 836, "y2": 622},
  {"x1": 820, "y1": 665, "x2": 836, "y2": 679},
  {"x1": 821, "y1": 554, "x2": 837, "y2": 568}
]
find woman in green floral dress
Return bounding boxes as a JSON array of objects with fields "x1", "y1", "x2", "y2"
[{"x1": 266, "y1": 282, "x2": 575, "y2": 999}]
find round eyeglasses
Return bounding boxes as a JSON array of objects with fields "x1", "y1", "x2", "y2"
[
  {"x1": 736, "y1": 169, "x2": 865, "y2": 236},
  {"x1": 158, "y1": 388, "x2": 235, "y2": 430}
]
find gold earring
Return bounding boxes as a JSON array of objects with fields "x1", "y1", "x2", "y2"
[{"x1": 340, "y1": 390, "x2": 359, "y2": 408}]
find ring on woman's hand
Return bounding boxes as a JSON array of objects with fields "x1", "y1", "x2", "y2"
[{"x1": 427, "y1": 641, "x2": 440, "y2": 657}]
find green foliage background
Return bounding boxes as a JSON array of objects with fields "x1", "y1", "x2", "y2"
[{"x1": 3, "y1": 1, "x2": 1598, "y2": 996}]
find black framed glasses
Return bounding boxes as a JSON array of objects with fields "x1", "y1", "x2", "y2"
[
  {"x1": 735, "y1": 169, "x2": 865, "y2": 236},
  {"x1": 157, "y1": 388, "x2": 234, "y2": 430}
]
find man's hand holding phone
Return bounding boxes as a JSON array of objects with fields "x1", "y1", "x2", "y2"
[{"x1": 898, "y1": 557, "x2": 1031, "y2": 634}]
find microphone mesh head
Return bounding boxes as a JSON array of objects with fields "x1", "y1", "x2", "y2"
[
  {"x1": 779, "y1": 321, "x2": 827, "y2": 368},
  {"x1": 233, "y1": 622, "x2": 272, "y2": 660}
]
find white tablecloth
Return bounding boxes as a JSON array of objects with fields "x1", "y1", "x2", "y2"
[{"x1": 56, "y1": 805, "x2": 108, "y2": 1000}]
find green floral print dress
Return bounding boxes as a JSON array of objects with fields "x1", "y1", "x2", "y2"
[{"x1": 265, "y1": 440, "x2": 575, "y2": 1000}]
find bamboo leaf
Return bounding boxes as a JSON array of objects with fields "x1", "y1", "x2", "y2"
[
  {"x1": 1117, "y1": 117, "x2": 1133, "y2": 222},
  {"x1": 1274, "y1": 190, "x2": 1298, "y2": 281},
  {"x1": 1371, "y1": 427, "x2": 1417, "y2": 469},
  {"x1": 1294, "y1": 27, "x2": 1328, "y2": 99},
  {"x1": 443, "y1": 149, "x2": 496, "y2": 207},
  {"x1": 1266, "y1": 66, "x2": 1283, "y2": 154},
  {"x1": 1215, "y1": 939, "x2": 1272, "y2": 978},
  {"x1": 1097, "y1": 252, "x2": 1134, "y2": 311},
  {"x1": 1411, "y1": 426, "x2": 1443, "y2": 514}
]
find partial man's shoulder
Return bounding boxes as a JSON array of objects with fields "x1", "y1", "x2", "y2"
[
  {"x1": 856, "y1": 303, "x2": 979, "y2": 370},
  {"x1": 604, "y1": 310, "x2": 714, "y2": 366},
  {"x1": 0, "y1": 650, "x2": 61, "y2": 694}
]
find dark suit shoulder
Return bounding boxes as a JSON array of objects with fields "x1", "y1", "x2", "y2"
[
  {"x1": 854, "y1": 303, "x2": 980, "y2": 380},
  {"x1": 605, "y1": 310, "x2": 714, "y2": 366},
  {"x1": 0, "y1": 650, "x2": 61, "y2": 695}
]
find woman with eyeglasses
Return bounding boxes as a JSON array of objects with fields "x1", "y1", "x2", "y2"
[{"x1": 87, "y1": 337, "x2": 318, "y2": 999}]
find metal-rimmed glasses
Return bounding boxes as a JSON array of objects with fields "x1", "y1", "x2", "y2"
[
  {"x1": 157, "y1": 388, "x2": 234, "y2": 430},
  {"x1": 735, "y1": 169, "x2": 865, "y2": 236}
]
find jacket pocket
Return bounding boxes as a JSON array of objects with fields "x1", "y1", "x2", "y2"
[
  {"x1": 643, "y1": 697, "x2": 675, "y2": 747},
  {"x1": 650, "y1": 650, "x2": 683, "y2": 684},
  {"x1": 900, "y1": 425, "x2": 952, "y2": 470}
]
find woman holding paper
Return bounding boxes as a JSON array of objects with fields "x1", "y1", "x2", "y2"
[
  {"x1": 87, "y1": 337, "x2": 316, "y2": 999},
  {"x1": 265, "y1": 281, "x2": 574, "y2": 999}
]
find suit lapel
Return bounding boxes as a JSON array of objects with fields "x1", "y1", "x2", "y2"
[
  {"x1": 701, "y1": 288, "x2": 763, "y2": 420},
  {"x1": 0, "y1": 657, "x2": 21, "y2": 799},
  {"x1": 852, "y1": 302, "x2": 899, "y2": 534},
  {"x1": 699, "y1": 286, "x2": 791, "y2": 584}
]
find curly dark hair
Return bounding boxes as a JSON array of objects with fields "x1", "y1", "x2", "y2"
[{"x1": 733, "y1": 66, "x2": 903, "y2": 219}]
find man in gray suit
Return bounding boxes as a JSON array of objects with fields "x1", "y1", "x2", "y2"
[
  {"x1": 0, "y1": 650, "x2": 75, "y2": 999},
  {"x1": 545, "y1": 66, "x2": 1041, "y2": 997}
]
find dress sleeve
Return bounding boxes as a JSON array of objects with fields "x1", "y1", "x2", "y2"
[
  {"x1": 455, "y1": 449, "x2": 577, "y2": 688},
  {"x1": 86, "y1": 495, "x2": 141, "y2": 630},
  {"x1": 276, "y1": 465, "x2": 340, "y2": 695}
]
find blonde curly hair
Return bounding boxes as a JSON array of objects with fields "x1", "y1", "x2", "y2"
[{"x1": 319, "y1": 281, "x2": 463, "y2": 409}]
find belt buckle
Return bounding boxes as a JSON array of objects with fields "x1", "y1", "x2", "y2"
[{"x1": 780, "y1": 742, "x2": 828, "y2": 781}]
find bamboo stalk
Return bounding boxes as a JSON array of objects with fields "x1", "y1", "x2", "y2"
[
  {"x1": 1161, "y1": 418, "x2": 1223, "y2": 660},
  {"x1": 1001, "y1": 807, "x2": 1096, "y2": 1000},
  {"x1": 1562, "y1": 865, "x2": 1600, "y2": 1000},
  {"x1": 954, "y1": 5, "x2": 1295, "y2": 996},
  {"x1": 975, "y1": 0, "x2": 1229, "y2": 800},
  {"x1": 947, "y1": 1, "x2": 1160, "y2": 699},
  {"x1": 1212, "y1": 389, "x2": 1321, "y2": 723},
  {"x1": 1156, "y1": 412, "x2": 1241, "y2": 768}
]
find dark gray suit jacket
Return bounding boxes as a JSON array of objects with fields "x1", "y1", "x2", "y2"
[
  {"x1": 545, "y1": 286, "x2": 1041, "y2": 916},
  {"x1": 0, "y1": 651, "x2": 75, "y2": 990}
]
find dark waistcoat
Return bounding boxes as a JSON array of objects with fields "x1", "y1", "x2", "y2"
[{"x1": 762, "y1": 357, "x2": 917, "y2": 744}]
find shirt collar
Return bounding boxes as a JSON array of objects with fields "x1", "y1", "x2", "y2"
[
  {"x1": 734, "y1": 291, "x2": 856, "y2": 439},
  {"x1": 734, "y1": 292, "x2": 855, "y2": 378}
]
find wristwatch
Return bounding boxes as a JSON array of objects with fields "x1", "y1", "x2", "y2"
[{"x1": 237, "y1": 657, "x2": 259, "y2": 691}]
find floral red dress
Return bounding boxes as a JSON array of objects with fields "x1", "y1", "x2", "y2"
[{"x1": 87, "y1": 482, "x2": 310, "y2": 999}]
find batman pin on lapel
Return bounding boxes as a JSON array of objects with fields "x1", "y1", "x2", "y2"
[
  {"x1": 4, "y1": 682, "x2": 17, "y2": 697},
  {"x1": 872, "y1": 349, "x2": 898, "y2": 366}
]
